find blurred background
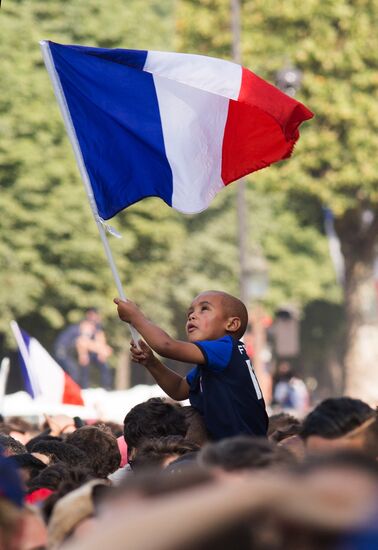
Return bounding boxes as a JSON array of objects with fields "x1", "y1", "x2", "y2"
[{"x1": 0, "y1": 0, "x2": 377, "y2": 409}]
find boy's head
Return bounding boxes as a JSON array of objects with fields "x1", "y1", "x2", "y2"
[{"x1": 186, "y1": 291, "x2": 248, "y2": 342}]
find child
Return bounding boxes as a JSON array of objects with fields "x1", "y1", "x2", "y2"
[{"x1": 114, "y1": 290, "x2": 268, "y2": 440}]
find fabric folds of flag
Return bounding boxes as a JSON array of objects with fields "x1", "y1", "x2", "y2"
[
  {"x1": 10, "y1": 321, "x2": 84, "y2": 406},
  {"x1": 43, "y1": 41, "x2": 313, "y2": 218}
]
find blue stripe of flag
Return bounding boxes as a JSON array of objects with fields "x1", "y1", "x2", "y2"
[
  {"x1": 48, "y1": 42, "x2": 173, "y2": 219},
  {"x1": 18, "y1": 329, "x2": 34, "y2": 398}
]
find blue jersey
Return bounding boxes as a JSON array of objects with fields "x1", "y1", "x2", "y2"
[{"x1": 186, "y1": 335, "x2": 268, "y2": 441}]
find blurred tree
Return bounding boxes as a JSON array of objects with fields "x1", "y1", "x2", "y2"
[
  {"x1": 177, "y1": 0, "x2": 378, "y2": 402},
  {"x1": 0, "y1": 0, "x2": 181, "y2": 359}
]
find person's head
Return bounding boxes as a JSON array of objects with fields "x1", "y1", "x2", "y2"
[
  {"x1": 123, "y1": 398, "x2": 187, "y2": 459},
  {"x1": 268, "y1": 413, "x2": 302, "y2": 443},
  {"x1": 186, "y1": 291, "x2": 248, "y2": 342},
  {"x1": 29, "y1": 439, "x2": 86, "y2": 467},
  {"x1": 198, "y1": 436, "x2": 294, "y2": 474},
  {"x1": 79, "y1": 320, "x2": 96, "y2": 338},
  {"x1": 0, "y1": 417, "x2": 35, "y2": 445},
  {"x1": 275, "y1": 361, "x2": 294, "y2": 381},
  {"x1": 301, "y1": 397, "x2": 374, "y2": 452},
  {"x1": 66, "y1": 426, "x2": 121, "y2": 478},
  {"x1": 132, "y1": 436, "x2": 199, "y2": 471},
  {"x1": 0, "y1": 434, "x2": 27, "y2": 457},
  {"x1": 341, "y1": 412, "x2": 378, "y2": 460},
  {"x1": 85, "y1": 307, "x2": 101, "y2": 325}
]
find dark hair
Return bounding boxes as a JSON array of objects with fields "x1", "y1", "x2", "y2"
[
  {"x1": 0, "y1": 434, "x2": 27, "y2": 456},
  {"x1": 4, "y1": 417, "x2": 34, "y2": 434},
  {"x1": 268, "y1": 413, "x2": 302, "y2": 443},
  {"x1": 132, "y1": 436, "x2": 199, "y2": 471},
  {"x1": 300, "y1": 397, "x2": 374, "y2": 441},
  {"x1": 41, "y1": 465, "x2": 94, "y2": 523},
  {"x1": 66, "y1": 426, "x2": 121, "y2": 478},
  {"x1": 123, "y1": 398, "x2": 187, "y2": 452},
  {"x1": 30, "y1": 440, "x2": 86, "y2": 466},
  {"x1": 28, "y1": 462, "x2": 76, "y2": 493},
  {"x1": 26, "y1": 434, "x2": 63, "y2": 453},
  {"x1": 298, "y1": 450, "x2": 378, "y2": 478},
  {"x1": 117, "y1": 465, "x2": 214, "y2": 499},
  {"x1": 11, "y1": 453, "x2": 46, "y2": 480},
  {"x1": 92, "y1": 421, "x2": 123, "y2": 438},
  {"x1": 199, "y1": 436, "x2": 294, "y2": 472}
]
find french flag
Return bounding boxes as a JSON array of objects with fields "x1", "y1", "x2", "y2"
[
  {"x1": 41, "y1": 41, "x2": 313, "y2": 218},
  {"x1": 10, "y1": 321, "x2": 84, "y2": 406}
]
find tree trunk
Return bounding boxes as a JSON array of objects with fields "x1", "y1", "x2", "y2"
[{"x1": 336, "y1": 209, "x2": 378, "y2": 406}]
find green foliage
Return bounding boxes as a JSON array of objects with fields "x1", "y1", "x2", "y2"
[
  {"x1": 0, "y1": 0, "x2": 179, "y2": 352},
  {"x1": 3, "y1": 0, "x2": 365, "y2": 365}
]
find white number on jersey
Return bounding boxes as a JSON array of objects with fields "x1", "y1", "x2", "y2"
[{"x1": 245, "y1": 359, "x2": 263, "y2": 400}]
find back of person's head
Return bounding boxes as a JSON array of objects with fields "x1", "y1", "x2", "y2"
[
  {"x1": 0, "y1": 417, "x2": 34, "y2": 446},
  {"x1": 268, "y1": 413, "x2": 302, "y2": 442},
  {"x1": 343, "y1": 412, "x2": 378, "y2": 460},
  {"x1": 298, "y1": 449, "x2": 378, "y2": 479},
  {"x1": 66, "y1": 425, "x2": 121, "y2": 478},
  {"x1": 41, "y1": 465, "x2": 95, "y2": 523},
  {"x1": 301, "y1": 397, "x2": 374, "y2": 442},
  {"x1": 132, "y1": 436, "x2": 199, "y2": 471},
  {"x1": 11, "y1": 453, "x2": 46, "y2": 485},
  {"x1": 30, "y1": 439, "x2": 86, "y2": 467},
  {"x1": 123, "y1": 398, "x2": 187, "y2": 455},
  {"x1": 198, "y1": 436, "x2": 294, "y2": 473},
  {"x1": 28, "y1": 462, "x2": 90, "y2": 494},
  {"x1": 0, "y1": 434, "x2": 27, "y2": 456},
  {"x1": 92, "y1": 421, "x2": 123, "y2": 438}
]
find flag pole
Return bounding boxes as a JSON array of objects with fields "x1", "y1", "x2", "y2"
[
  {"x1": 40, "y1": 40, "x2": 140, "y2": 343},
  {"x1": 10, "y1": 321, "x2": 41, "y2": 396},
  {"x1": 0, "y1": 358, "x2": 10, "y2": 414}
]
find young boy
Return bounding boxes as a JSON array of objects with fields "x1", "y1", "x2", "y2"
[{"x1": 114, "y1": 290, "x2": 268, "y2": 440}]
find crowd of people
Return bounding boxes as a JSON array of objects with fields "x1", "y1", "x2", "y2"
[
  {"x1": 0, "y1": 290, "x2": 376, "y2": 548},
  {"x1": 0, "y1": 396, "x2": 377, "y2": 549}
]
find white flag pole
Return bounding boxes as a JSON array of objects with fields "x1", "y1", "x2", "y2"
[
  {"x1": 0, "y1": 358, "x2": 10, "y2": 413},
  {"x1": 40, "y1": 40, "x2": 140, "y2": 344},
  {"x1": 10, "y1": 321, "x2": 41, "y2": 397}
]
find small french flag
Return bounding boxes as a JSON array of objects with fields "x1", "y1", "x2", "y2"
[
  {"x1": 41, "y1": 42, "x2": 313, "y2": 218},
  {"x1": 10, "y1": 321, "x2": 84, "y2": 406}
]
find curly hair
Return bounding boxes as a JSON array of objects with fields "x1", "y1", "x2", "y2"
[
  {"x1": 66, "y1": 426, "x2": 121, "y2": 478},
  {"x1": 0, "y1": 434, "x2": 27, "y2": 456},
  {"x1": 40, "y1": 465, "x2": 94, "y2": 523}
]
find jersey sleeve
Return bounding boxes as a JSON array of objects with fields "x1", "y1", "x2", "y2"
[
  {"x1": 186, "y1": 366, "x2": 199, "y2": 386},
  {"x1": 194, "y1": 336, "x2": 233, "y2": 372}
]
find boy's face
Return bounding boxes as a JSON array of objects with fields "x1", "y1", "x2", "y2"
[{"x1": 186, "y1": 292, "x2": 229, "y2": 342}]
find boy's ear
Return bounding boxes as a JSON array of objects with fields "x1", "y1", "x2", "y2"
[{"x1": 226, "y1": 317, "x2": 241, "y2": 334}]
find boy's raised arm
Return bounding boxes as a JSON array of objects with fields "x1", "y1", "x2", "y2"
[
  {"x1": 131, "y1": 340, "x2": 190, "y2": 401},
  {"x1": 114, "y1": 298, "x2": 205, "y2": 364}
]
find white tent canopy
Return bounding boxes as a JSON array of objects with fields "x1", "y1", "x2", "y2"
[{"x1": 1, "y1": 384, "x2": 176, "y2": 424}]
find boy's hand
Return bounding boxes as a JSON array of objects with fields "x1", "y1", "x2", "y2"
[
  {"x1": 113, "y1": 297, "x2": 141, "y2": 323},
  {"x1": 130, "y1": 339, "x2": 157, "y2": 368}
]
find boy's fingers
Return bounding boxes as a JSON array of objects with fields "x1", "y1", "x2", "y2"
[{"x1": 139, "y1": 340, "x2": 149, "y2": 351}]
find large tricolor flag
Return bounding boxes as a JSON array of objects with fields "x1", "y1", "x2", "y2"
[
  {"x1": 41, "y1": 42, "x2": 313, "y2": 218},
  {"x1": 10, "y1": 321, "x2": 84, "y2": 406}
]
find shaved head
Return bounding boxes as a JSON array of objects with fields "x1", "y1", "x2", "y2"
[{"x1": 195, "y1": 291, "x2": 248, "y2": 339}]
